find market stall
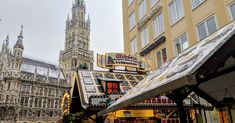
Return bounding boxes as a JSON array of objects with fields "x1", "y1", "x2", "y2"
[{"x1": 98, "y1": 21, "x2": 235, "y2": 123}]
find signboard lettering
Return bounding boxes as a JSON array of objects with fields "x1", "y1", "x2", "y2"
[{"x1": 140, "y1": 36, "x2": 166, "y2": 56}]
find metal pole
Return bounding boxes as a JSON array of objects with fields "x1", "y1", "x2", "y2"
[
  {"x1": 187, "y1": 108, "x2": 191, "y2": 123},
  {"x1": 177, "y1": 101, "x2": 188, "y2": 123},
  {"x1": 220, "y1": 108, "x2": 225, "y2": 123},
  {"x1": 203, "y1": 106, "x2": 207, "y2": 123},
  {"x1": 227, "y1": 106, "x2": 233, "y2": 123},
  {"x1": 194, "y1": 106, "x2": 198, "y2": 123}
]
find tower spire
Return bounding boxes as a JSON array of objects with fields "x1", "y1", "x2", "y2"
[
  {"x1": 14, "y1": 25, "x2": 24, "y2": 49},
  {"x1": 5, "y1": 34, "x2": 9, "y2": 47},
  {"x1": 67, "y1": 13, "x2": 70, "y2": 23},
  {"x1": 87, "y1": 14, "x2": 90, "y2": 25},
  {"x1": 20, "y1": 25, "x2": 23, "y2": 37}
]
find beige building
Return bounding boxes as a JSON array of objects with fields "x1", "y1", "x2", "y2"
[
  {"x1": 59, "y1": 0, "x2": 94, "y2": 83},
  {"x1": 0, "y1": 27, "x2": 68, "y2": 123},
  {"x1": 123, "y1": 0, "x2": 235, "y2": 69}
]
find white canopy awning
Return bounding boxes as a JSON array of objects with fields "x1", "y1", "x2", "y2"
[{"x1": 98, "y1": 21, "x2": 235, "y2": 116}]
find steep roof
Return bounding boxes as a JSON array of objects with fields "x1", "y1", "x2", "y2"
[
  {"x1": 21, "y1": 56, "x2": 65, "y2": 80},
  {"x1": 73, "y1": 70, "x2": 146, "y2": 109}
]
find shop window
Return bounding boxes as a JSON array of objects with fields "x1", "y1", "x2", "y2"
[
  {"x1": 197, "y1": 16, "x2": 217, "y2": 41},
  {"x1": 174, "y1": 33, "x2": 189, "y2": 56},
  {"x1": 156, "y1": 48, "x2": 167, "y2": 68},
  {"x1": 106, "y1": 82, "x2": 119, "y2": 94}
]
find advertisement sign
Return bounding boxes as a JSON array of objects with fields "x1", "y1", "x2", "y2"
[
  {"x1": 115, "y1": 110, "x2": 154, "y2": 118},
  {"x1": 105, "y1": 53, "x2": 139, "y2": 67},
  {"x1": 97, "y1": 54, "x2": 113, "y2": 69},
  {"x1": 97, "y1": 53, "x2": 151, "y2": 73}
]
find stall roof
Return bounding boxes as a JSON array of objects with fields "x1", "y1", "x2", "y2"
[
  {"x1": 98, "y1": 21, "x2": 235, "y2": 116},
  {"x1": 73, "y1": 70, "x2": 146, "y2": 109}
]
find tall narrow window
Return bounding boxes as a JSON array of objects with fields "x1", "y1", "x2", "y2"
[
  {"x1": 197, "y1": 16, "x2": 217, "y2": 41},
  {"x1": 129, "y1": 12, "x2": 136, "y2": 30},
  {"x1": 229, "y1": 2, "x2": 235, "y2": 20},
  {"x1": 138, "y1": 0, "x2": 147, "y2": 20},
  {"x1": 130, "y1": 37, "x2": 137, "y2": 54},
  {"x1": 156, "y1": 48, "x2": 167, "y2": 67},
  {"x1": 37, "y1": 111, "x2": 41, "y2": 117},
  {"x1": 128, "y1": 0, "x2": 134, "y2": 6},
  {"x1": 169, "y1": 0, "x2": 184, "y2": 25},
  {"x1": 153, "y1": 13, "x2": 164, "y2": 37},
  {"x1": 106, "y1": 82, "x2": 119, "y2": 93},
  {"x1": 174, "y1": 33, "x2": 189, "y2": 56},
  {"x1": 140, "y1": 27, "x2": 149, "y2": 48},
  {"x1": 151, "y1": 0, "x2": 159, "y2": 7},
  {"x1": 191, "y1": 0, "x2": 205, "y2": 9}
]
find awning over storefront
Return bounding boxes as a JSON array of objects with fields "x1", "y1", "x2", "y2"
[{"x1": 98, "y1": 21, "x2": 235, "y2": 116}]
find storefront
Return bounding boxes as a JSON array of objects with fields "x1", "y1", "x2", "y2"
[{"x1": 99, "y1": 21, "x2": 235, "y2": 123}]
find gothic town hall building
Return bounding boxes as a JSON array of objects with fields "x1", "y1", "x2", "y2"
[
  {"x1": 0, "y1": 26, "x2": 68, "y2": 123},
  {"x1": 59, "y1": 0, "x2": 94, "y2": 83}
]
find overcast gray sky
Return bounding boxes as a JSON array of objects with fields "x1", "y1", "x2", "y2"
[{"x1": 0, "y1": 0, "x2": 123, "y2": 69}]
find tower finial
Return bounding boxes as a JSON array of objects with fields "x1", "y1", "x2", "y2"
[
  {"x1": 87, "y1": 14, "x2": 90, "y2": 23},
  {"x1": 67, "y1": 13, "x2": 70, "y2": 22},
  {"x1": 6, "y1": 34, "x2": 9, "y2": 41},
  {"x1": 6, "y1": 34, "x2": 9, "y2": 47},
  {"x1": 20, "y1": 25, "x2": 23, "y2": 36}
]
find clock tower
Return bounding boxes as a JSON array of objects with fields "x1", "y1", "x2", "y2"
[{"x1": 59, "y1": 0, "x2": 93, "y2": 82}]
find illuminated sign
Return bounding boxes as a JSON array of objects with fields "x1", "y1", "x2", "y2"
[
  {"x1": 89, "y1": 95, "x2": 183, "y2": 108},
  {"x1": 106, "y1": 53, "x2": 139, "y2": 67},
  {"x1": 140, "y1": 36, "x2": 166, "y2": 56},
  {"x1": 97, "y1": 53, "x2": 151, "y2": 72},
  {"x1": 115, "y1": 110, "x2": 154, "y2": 117}
]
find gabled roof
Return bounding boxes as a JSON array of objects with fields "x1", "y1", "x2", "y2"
[
  {"x1": 98, "y1": 21, "x2": 235, "y2": 116},
  {"x1": 72, "y1": 70, "x2": 145, "y2": 109}
]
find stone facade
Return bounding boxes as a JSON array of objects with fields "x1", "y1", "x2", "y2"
[
  {"x1": 0, "y1": 26, "x2": 68, "y2": 123},
  {"x1": 59, "y1": 0, "x2": 94, "y2": 83}
]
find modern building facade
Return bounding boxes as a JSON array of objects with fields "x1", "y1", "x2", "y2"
[
  {"x1": 0, "y1": 27, "x2": 68, "y2": 123},
  {"x1": 123, "y1": 0, "x2": 235, "y2": 69},
  {"x1": 59, "y1": 0, "x2": 94, "y2": 83}
]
